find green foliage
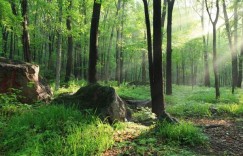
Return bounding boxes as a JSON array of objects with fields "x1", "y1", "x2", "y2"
[
  {"x1": 157, "y1": 121, "x2": 208, "y2": 146},
  {"x1": 217, "y1": 104, "x2": 243, "y2": 117},
  {"x1": 167, "y1": 102, "x2": 212, "y2": 118},
  {"x1": 132, "y1": 107, "x2": 156, "y2": 122},
  {"x1": 52, "y1": 80, "x2": 87, "y2": 96},
  {"x1": 1, "y1": 105, "x2": 114, "y2": 156},
  {"x1": 0, "y1": 90, "x2": 31, "y2": 118},
  {"x1": 115, "y1": 85, "x2": 150, "y2": 100},
  {"x1": 188, "y1": 87, "x2": 239, "y2": 104}
]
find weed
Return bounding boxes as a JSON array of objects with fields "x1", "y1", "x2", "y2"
[
  {"x1": 1, "y1": 105, "x2": 114, "y2": 156},
  {"x1": 157, "y1": 121, "x2": 208, "y2": 146},
  {"x1": 167, "y1": 102, "x2": 212, "y2": 118},
  {"x1": 217, "y1": 104, "x2": 243, "y2": 116}
]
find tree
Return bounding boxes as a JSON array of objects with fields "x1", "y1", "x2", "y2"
[
  {"x1": 88, "y1": 0, "x2": 101, "y2": 84},
  {"x1": 205, "y1": 0, "x2": 220, "y2": 99},
  {"x1": 166, "y1": 0, "x2": 175, "y2": 95},
  {"x1": 238, "y1": 14, "x2": 243, "y2": 87},
  {"x1": 142, "y1": 0, "x2": 165, "y2": 117},
  {"x1": 21, "y1": 0, "x2": 31, "y2": 62},
  {"x1": 222, "y1": 0, "x2": 238, "y2": 93},
  {"x1": 64, "y1": 0, "x2": 73, "y2": 82},
  {"x1": 55, "y1": 0, "x2": 63, "y2": 91},
  {"x1": 200, "y1": 0, "x2": 210, "y2": 87},
  {"x1": 142, "y1": 0, "x2": 154, "y2": 108},
  {"x1": 115, "y1": 0, "x2": 122, "y2": 85},
  {"x1": 152, "y1": 0, "x2": 164, "y2": 115}
]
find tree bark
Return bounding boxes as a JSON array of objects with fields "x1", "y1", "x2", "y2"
[
  {"x1": 205, "y1": 0, "x2": 220, "y2": 99},
  {"x1": 64, "y1": 0, "x2": 73, "y2": 83},
  {"x1": 142, "y1": 0, "x2": 154, "y2": 101},
  {"x1": 222, "y1": 0, "x2": 238, "y2": 93},
  {"x1": 201, "y1": 0, "x2": 210, "y2": 87},
  {"x1": 55, "y1": 0, "x2": 63, "y2": 91},
  {"x1": 115, "y1": 0, "x2": 122, "y2": 85},
  {"x1": 238, "y1": 14, "x2": 243, "y2": 87},
  {"x1": 21, "y1": 0, "x2": 31, "y2": 62},
  {"x1": 166, "y1": 0, "x2": 175, "y2": 95},
  {"x1": 152, "y1": 0, "x2": 165, "y2": 116},
  {"x1": 88, "y1": 0, "x2": 101, "y2": 84},
  {"x1": 105, "y1": 26, "x2": 114, "y2": 82}
]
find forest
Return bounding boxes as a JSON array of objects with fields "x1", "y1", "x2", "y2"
[{"x1": 0, "y1": 0, "x2": 243, "y2": 155}]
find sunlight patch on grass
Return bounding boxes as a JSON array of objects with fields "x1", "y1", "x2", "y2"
[
  {"x1": 157, "y1": 121, "x2": 208, "y2": 146},
  {"x1": 217, "y1": 104, "x2": 243, "y2": 116},
  {"x1": 166, "y1": 102, "x2": 212, "y2": 118}
]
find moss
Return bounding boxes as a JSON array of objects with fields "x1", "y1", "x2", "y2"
[{"x1": 53, "y1": 83, "x2": 115, "y2": 111}]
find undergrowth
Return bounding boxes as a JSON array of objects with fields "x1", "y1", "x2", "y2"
[
  {"x1": 1, "y1": 105, "x2": 114, "y2": 156},
  {"x1": 157, "y1": 121, "x2": 208, "y2": 146}
]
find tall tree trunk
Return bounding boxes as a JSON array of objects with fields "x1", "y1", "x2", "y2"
[
  {"x1": 21, "y1": 0, "x2": 31, "y2": 62},
  {"x1": 142, "y1": 0, "x2": 156, "y2": 114},
  {"x1": 105, "y1": 26, "x2": 114, "y2": 82},
  {"x1": 115, "y1": 0, "x2": 122, "y2": 85},
  {"x1": 2, "y1": 26, "x2": 8, "y2": 57},
  {"x1": 88, "y1": 0, "x2": 101, "y2": 84},
  {"x1": 152, "y1": 0, "x2": 165, "y2": 116},
  {"x1": 55, "y1": 0, "x2": 63, "y2": 91},
  {"x1": 82, "y1": 0, "x2": 87, "y2": 80},
  {"x1": 142, "y1": 49, "x2": 146, "y2": 82},
  {"x1": 161, "y1": 0, "x2": 167, "y2": 39},
  {"x1": 9, "y1": 1, "x2": 17, "y2": 59},
  {"x1": 166, "y1": 0, "x2": 175, "y2": 95},
  {"x1": 222, "y1": 0, "x2": 238, "y2": 93},
  {"x1": 238, "y1": 16, "x2": 243, "y2": 87},
  {"x1": 64, "y1": 0, "x2": 73, "y2": 83},
  {"x1": 201, "y1": 0, "x2": 210, "y2": 87},
  {"x1": 120, "y1": 1, "x2": 125, "y2": 83},
  {"x1": 206, "y1": 0, "x2": 220, "y2": 99}
]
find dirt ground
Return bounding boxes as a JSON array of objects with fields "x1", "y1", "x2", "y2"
[
  {"x1": 103, "y1": 117, "x2": 243, "y2": 156},
  {"x1": 192, "y1": 118, "x2": 243, "y2": 156}
]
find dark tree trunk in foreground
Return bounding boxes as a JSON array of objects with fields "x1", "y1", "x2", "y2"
[
  {"x1": 88, "y1": 0, "x2": 101, "y2": 83},
  {"x1": 143, "y1": 0, "x2": 175, "y2": 118},
  {"x1": 21, "y1": 0, "x2": 31, "y2": 62},
  {"x1": 64, "y1": 0, "x2": 73, "y2": 82},
  {"x1": 206, "y1": 0, "x2": 220, "y2": 99},
  {"x1": 152, "y1": 0, "x2": 164, "y2": 116},
  {"x1": 166, "y1": 0, "x2": 175, "y2": 95},
  {"x1": 142, "y1": 0, "x2": 156, "y2": 114}
]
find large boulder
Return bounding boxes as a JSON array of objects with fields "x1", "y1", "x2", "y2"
[
  {"x1": 0, "y1": 57, "x2": 52, "y2": 103},
  {"x1": 53, "y1": 84, "x2": 129, "y2": 122}
]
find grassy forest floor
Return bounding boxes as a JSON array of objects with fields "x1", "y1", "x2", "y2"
[{"x1": 0, "y1": 81, "x2": 243, "y2": 155}]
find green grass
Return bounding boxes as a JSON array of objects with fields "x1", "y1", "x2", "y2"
[
  {"x1": 217, "y1": 103, "x2": 243, "y2": 116},
  {"x1": 157, "y1": 121, "x2": 208, "y2": 146},
  {"x1": 1, "y1": 81, "x2": 242, "y2": 155},
  {"x1": 1, "y1": 105, "x2": 114, "y2": 156},
  {"x1": 52, "y1": 80, "x2": 87, "y2": 97},
  {"x1": 115, "y1": 85, "x2": 150, "y2": 100},
  {"x1": 167, "y1": 102, "x2": 212, "y2": 118}
]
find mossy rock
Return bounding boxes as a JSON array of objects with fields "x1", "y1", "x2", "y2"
[{"x1": 53, "y1": 83, "x2": 128, "y2": 122}]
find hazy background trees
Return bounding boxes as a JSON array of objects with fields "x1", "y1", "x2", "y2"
[{"x1": 0, "y1": 0, "x2": 242, "y2": 93}]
